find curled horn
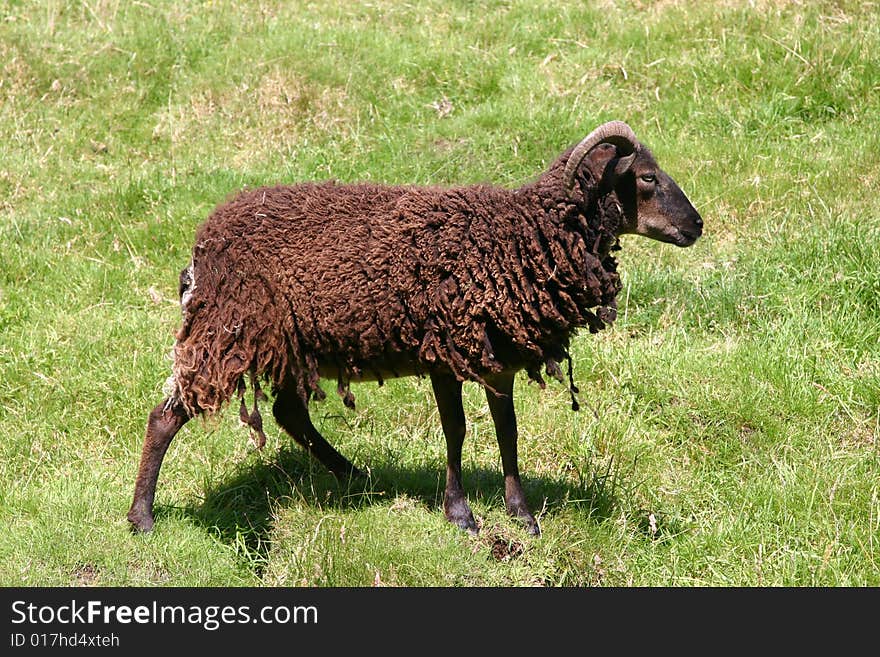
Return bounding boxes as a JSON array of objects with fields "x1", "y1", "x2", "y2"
[{"x1": 563, "y1": 120, "x2": 640, "y2": 197}]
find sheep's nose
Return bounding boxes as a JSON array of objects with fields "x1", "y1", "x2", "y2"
[{"x1": 694, "y1": 215, "x2": 704, "y2": 229}]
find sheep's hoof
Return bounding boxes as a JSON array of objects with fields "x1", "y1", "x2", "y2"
[
  {"x1": 511, "y1": 512, "x2": 540, "y2": 537},
  {"x1": 127, "y1": 508, "x2": 154, "y2": 533},
  {"x1": 523, "y1": 519, "x2": 541, "y2": 537},
  {"x1": 127, "y1": 500, "x2": 153, "y2": 534},
  {"x1": 445, "y1": 501, "x2": 479, "y2": 535},
  {"x1": 510, "y1": 510, "x2": 541, "y2": 537},
  {"x1": 451, "y1": 516, "x2": 479, "y2": 536}
]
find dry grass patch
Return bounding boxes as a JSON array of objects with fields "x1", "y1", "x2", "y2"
[{"x1": 152, "y1": 69, "x2": 353, "y2": 167}]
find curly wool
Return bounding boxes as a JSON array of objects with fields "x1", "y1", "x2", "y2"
[{"x1": 168, "y1": 151, "x2": 624, "y2": 420}]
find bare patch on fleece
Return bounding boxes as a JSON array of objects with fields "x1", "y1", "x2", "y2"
[{"x1": 162, "y1": 261, "x2": 196, "y2": 406}]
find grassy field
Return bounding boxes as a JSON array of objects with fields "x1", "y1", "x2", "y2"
[{"x1": 0, "y1": 0, "x2": 878, "y2": 587}]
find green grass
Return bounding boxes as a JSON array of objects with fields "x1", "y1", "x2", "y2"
[{"x1": 1, "y1": 0, "x2": 878, "y2": 587}]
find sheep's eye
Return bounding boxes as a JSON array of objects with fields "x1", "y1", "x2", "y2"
[{"x1": 640, "y1": 174, "x2": 656, "y2": 183}]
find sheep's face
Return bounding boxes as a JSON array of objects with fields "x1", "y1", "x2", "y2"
[{"x1": 613, "y1": 147, "x2": 703, "y2": 247}]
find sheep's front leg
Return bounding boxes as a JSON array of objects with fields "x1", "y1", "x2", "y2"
[
  {"x1": 430, "y1": 371, "x2": 478, "y2": 535},
  {"x1": 128, "y1": 398, "x2": 190, "y2": 532},
  {"x1": 485, "y1": 372, "x2": 540, "y2": 536},
  {"x1": 272, "y1": 386, "x2": 361, "y2": 479}
]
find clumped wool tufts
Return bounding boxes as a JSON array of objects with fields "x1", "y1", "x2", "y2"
[{"x1": 168, "y1": 151, "x2": 624, "y2": 423}]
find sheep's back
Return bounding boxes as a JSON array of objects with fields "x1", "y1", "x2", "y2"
[{"x1": 194, "y1": 182, "x2": 470, "y2": 350}]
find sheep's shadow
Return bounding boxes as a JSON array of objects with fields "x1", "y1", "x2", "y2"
[{"x1": 171, "y1": 442, "x2": 620, "y2": 575}]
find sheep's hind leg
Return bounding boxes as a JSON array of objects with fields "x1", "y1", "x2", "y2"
[
  {"x1": 272, "y1": 387, "x2": 361, "y2": 478},
  {"x1": 127, "y1": 398, "x2": 190, "y2": 533},
  {"x1": 430, "y1": 371, "x2": 479, "y2": 535},
  {"x1": 485, "y1": 372, "x2": 540, "y2": 536}
]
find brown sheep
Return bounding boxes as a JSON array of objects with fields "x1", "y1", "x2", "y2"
[{"x1": 128, "y1": 121, "x2": 703, "y2": 536}]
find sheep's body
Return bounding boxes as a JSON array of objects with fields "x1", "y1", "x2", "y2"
[
  {"x1": 169, "y1": 172, "x2": 621, "y2": 419},
  {"x1": 129, "y1": 121, "x2": 703, "y2": 536}
]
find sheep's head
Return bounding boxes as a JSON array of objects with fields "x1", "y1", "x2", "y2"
[{"x1": 564, "y1": 121, "x2": 703, "y2": 247}]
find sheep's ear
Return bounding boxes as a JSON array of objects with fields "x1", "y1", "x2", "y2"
[
  {"x1": 613, "y1": 150, "x2": 637, "y2": 176},
  {"x1": 584, "y1": 143, "x2": 629, "y2": 187}
]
